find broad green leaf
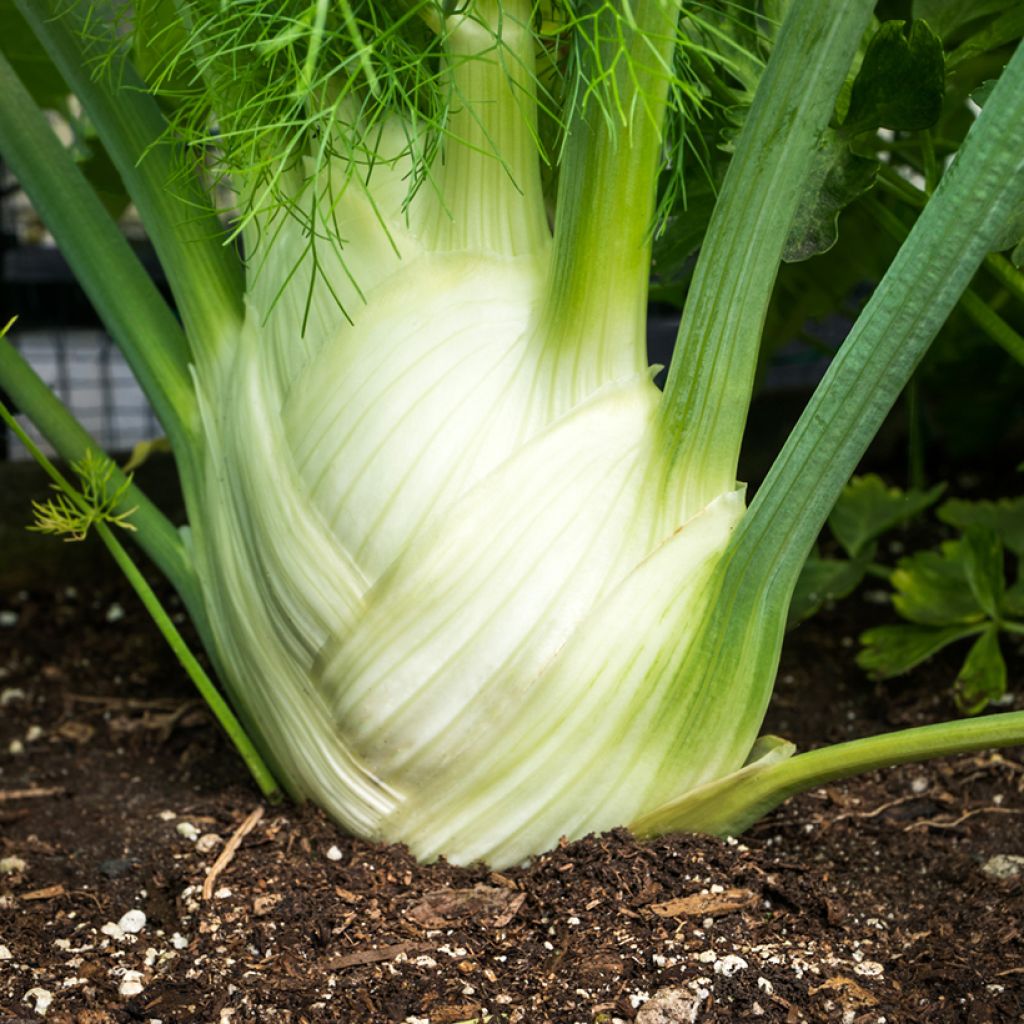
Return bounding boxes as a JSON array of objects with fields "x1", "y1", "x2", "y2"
[
  {"x1": 946, "y1": 8, "x2": 1024, "y2": 71},
  {"x1": 890, "y1": 541, "x2": 986, "y2": 626},
  {"x1": 961, "y1": 526, "x2": 1005, "y2": 620},
  {"x1": 912, "y1": 0, "x2": 1017, "y2": 40},
  {"x1": 828, "y1": 474, "x2": 945, "y2": 559},
  {"x1": 843, "y1": 21, "x2": 945, "y2": 136},
  {"x1": 954, "y1": 626, "x2": 1007, "y2": 714},
  {"x1": 938, "y1": 496, "x2": 1024, "y2": 555},
  {"x1": 788, "y1": 551, "x2": 871, "y2": 627},
  {"x1": 782, "y1": 130, "x2": 877, "y2": 263},
  {"x1": 858, "y1": 621, "x2": 985, "y2": 678}
]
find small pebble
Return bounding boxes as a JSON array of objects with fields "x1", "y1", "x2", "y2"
[
  {"x1": 175, "y1": 822, "x2": 200, "y2": 841},
  {"x1": 118, "y1": 909, "x2": 147, "y2": 934},
  {"x1": 25, "y1": 724, "x2": 45, "y2": 743},
  {"x1": 106, "y1": 602, "x2": 126, "y2": 623},
  {"x1": 8, "y1": 739, "x2": 24, "y2": 755},
  {"x1": 910, "y1": 776, "x2": 929, "y2": 794},
  {"x1": 0, "y1": 855, "x2": 27, "y2": 875},
  {"x1": 715, "y1": 954, "x2": 749, "y2": 977},
  {"x1": 171, "y1": 932, "x2": 189, "y2": 950},
  {"x1": 100, "y1": 858, "x2": 133, "y2": 879},
  {"x1": 0, "y1": 610, "x2": 18, "y2": 627},
  {"x1": 0, "y1": 944, "x2": 12, "y2": 959},
  {"x1": 118, "y1": 970, "x2": 145, "y2": 997},
  {"x1": 158, "y1": 810, "x2": 176, "y2": 821},
  {"x1": 24, "y1": 987, "x2": 53, "y2": 1015},
  {"x1": 101, "y1": 922, "x2": 125, "y2": 941},
  {"x1": 214, "y1": 887, "x2": 232, "y2": 899},
  {"x1": 982, "y1": 854, "x2": 1024, "y2": 881},
  {"x1": 635, "y1": 987, "x2": 706, "y2": 1024},
  {"x1": 195, "y1": 833, "x2": 222, "y2": 854},
  {"x1": 0, "y1": 687, "x2": 26, "y2": 705},
  {"x1": 326, "y1": 845, "x2": 343, "y2": 861}
]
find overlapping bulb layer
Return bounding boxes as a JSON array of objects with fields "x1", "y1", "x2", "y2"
[{"x1": 191, "y1": 230, "x2": 744, "y2": 865}]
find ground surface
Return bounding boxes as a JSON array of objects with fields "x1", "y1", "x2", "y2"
[{"x1": 1, "y1": 580, "x2": 1023, "y2": 1024}]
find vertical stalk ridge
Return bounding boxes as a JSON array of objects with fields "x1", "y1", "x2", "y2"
[
  {"x1": 657, "y1": 0, "x2": 874, "y2": 501},
  {"x1": 416, "y1": 0, "x2": 549, "y2": 258},
  {"x1": 543, "y1": 0, "x2": 681, "y2": 386}
]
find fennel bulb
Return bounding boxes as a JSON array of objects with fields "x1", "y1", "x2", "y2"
[{"x1": 192, "y1": 202, "x2": 745, "y2": 865}]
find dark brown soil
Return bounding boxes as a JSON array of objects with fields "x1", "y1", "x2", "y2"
[{"x1": 2, "y1": 580, "x2": 1023, "y2": 1024}]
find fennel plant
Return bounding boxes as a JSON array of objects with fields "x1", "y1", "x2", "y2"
[{"x1": 2, "y1": 0, "x2": 1024, "y2": 866}]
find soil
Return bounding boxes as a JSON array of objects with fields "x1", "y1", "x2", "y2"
[{"x1": 1, "y1": 577, "x2": 1023, "y2": 1024}]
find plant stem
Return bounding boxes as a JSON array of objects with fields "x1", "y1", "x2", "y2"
[
  {"x1": 867, "y1": 198, "x2": 1024, "y2": 366},
  {"x1": 673, "y1": 710, "x2": 1024, "y2": 837},
  {"x1": 0, "y1": 406, "x2": 280, "y2": 803},
  {"x1": 986, "y1": 252, "x2": 1024, "y2": 306},
  {"x1": 658, "y1": 0, "x2": 874, "y2": 505},
  {"x1": 543, "y1": 0, "x2": 683, "y2": 396},
  {"x1": 0, "y1": 52, "x2": 199, "y2": 481},
  {"x1": 0, "y1": 338, "x2": 202, "y2": 620},
  {"x1": 416, "y1": 0, "x2": 548, "y2": 258},
  {"x1": 15, "y1": 0, "x2": 244, "y2": 349}
]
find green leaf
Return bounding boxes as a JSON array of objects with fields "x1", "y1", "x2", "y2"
[
  {"x1": 961, "y1": 526, "x2": 1005, "y2": 619},
  {"x1": 946, "y1": 8, "x2": 1024, "y2": 71},
  {"x1": 890, "y1": 541, "x2": 986, "y2": 626},
  {"x1": 912, "y1": 0, "x2": 1017, "y2": 40},
  {"x1": 828, "y1": 474, "x2": 945, "y2": 559},
  {"x1": 788, "y1": 552, "x2": 871, "y2": 627},
  {"x1": 938, "y1": 496, "x2": 1024, "y2": 555},
  {"x1": 954, "y1": 627, "x2": 1007, "y2": 714},
  {"x1": 843, "y1": 21, "x2": 945, "y2": 136},
  {"x1": 782, "y1": 129, "x2": 878, "y2": 263},
  {"x1": 858, "y1": 621, "x2": 985, "y2": 678}
]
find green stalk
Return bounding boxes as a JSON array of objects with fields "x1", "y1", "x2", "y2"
[
  {"x1": 15, "y1": 0, "x2": 244, "y2": 349},
  {"x1": 543, "y1": 0, "x2": 681, "y2": 389},
  {"x1": 642, "y1": 40, "x2": 1024, "y2": 836},
  {"x1": 0, "y1": 52, "x2": 199, "y2": 479},
  {"x1": 0, "y1": 403, "x2": 280, "y2": 803},
  {"x1": 416, "y1": 0, "x2": 548, "y2": 258},
  {"x1": 732, "y1": 39, "x2": 1024, "y2": 624},
  {"x1": 658, "y1": 0, "x2": 874, "y2": 502},
  {"x1": 867, "y1": 198, "x2": 1024, "y2": 367},
  {"x1": 639, "y1": 711, "x2": 1024, "y2": 838},
  {"x1": 0, "y1": 337, "x2": 201, "y2": 621}
]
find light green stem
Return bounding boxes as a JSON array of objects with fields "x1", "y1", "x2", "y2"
[
  {"x1": 985, "y1": 252, "x2": 1024, "y2": 306},
  {"x1": 867, "y1": 198, "x2": 1024, "y2": 367},
  {"x1": 670, "y1": 711, "x2": 1024, "y2": 837},
  {"x1": 416, "y1": 0, "x2": 548, "y2": 257},
  {"x1": 544, "y1": 0, "x2": 681, "y2": 389},
  {"x1": 0, "y1": 405, "x2": 280, "y2": 803},
  {"x1": 15, "y1": 0, "x2": 244, "y2": 349},
  {"x1": 658, "y1": 0, "x2": 874, "y2": 500},
  {"x1": 0, "y1": 338, "x2": 200, "y2": 618}
]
